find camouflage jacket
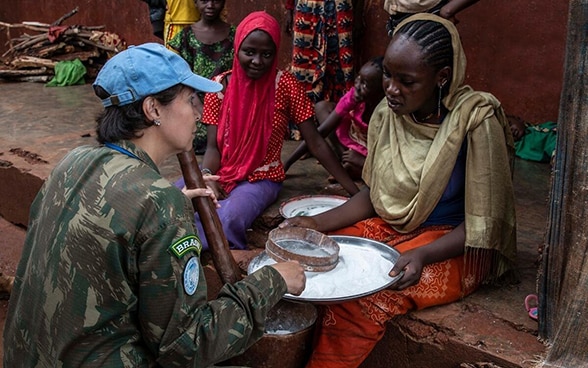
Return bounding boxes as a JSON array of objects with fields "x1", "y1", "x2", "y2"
[{"x1": 3, "y1": 141, "x2": 287, "y2": 367}]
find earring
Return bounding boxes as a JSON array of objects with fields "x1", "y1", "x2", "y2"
[
  {"x1": 437, "y1": 81, "x2": 446, "y2": 118},
  {"x1": 153, "y1": 119, "x2": 161, "y2": 126}
]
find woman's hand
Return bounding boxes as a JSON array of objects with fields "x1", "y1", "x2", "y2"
[
  {"x1": 181, "y1": 174, "x2": 222, "y2": 207},
  {"x1": 388, "y1": 223, "x2": 466, "y2": 290},
  {"x1": 270, "y1": 261, "x2": 306, "y2": 295},
  {"x1": 388, "y1": 248, "x2": 426, "y2": 290},
  {"x1": 278, "y1": 216, "x2": 319, "y2": 230},
  {"x1": 203, "y1": 178, "x2": 227, "y2": 200}
]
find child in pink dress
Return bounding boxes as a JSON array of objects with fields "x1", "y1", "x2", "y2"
[{"x1": 284, "y1": 56, "x2": 384, "y2": 180}]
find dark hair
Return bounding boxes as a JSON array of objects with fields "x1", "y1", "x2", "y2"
[
  {"x1": 395, "y1": 19, "x2": 453, "y2": 73},
  {"x1": 369, "y1": 56, "x2": 384, "y2": 72},
  {"x1": 94, "y1": 84, "x2": 184, "y2": 144}
]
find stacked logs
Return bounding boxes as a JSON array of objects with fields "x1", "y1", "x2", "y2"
[{"x1": 0, "y1": 8, "x2": 125, "y2": 82}]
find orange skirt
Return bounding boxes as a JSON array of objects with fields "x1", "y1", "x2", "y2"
[{"x1": 306, "y1": 218, "x2": 486, "y2": 368}]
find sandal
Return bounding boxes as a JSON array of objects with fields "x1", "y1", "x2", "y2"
[{"x1": 525, "y1": 294, "x2": 538, "y2": 320}]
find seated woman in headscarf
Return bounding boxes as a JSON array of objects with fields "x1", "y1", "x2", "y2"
[
  {"x1": 179, "y1": 11, "x2": 359, "y2": 250},
  {"x1": 281, "y1": 13, "x2": 517, "y2": 368}
]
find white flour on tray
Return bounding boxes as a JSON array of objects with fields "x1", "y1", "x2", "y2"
[{"x1": 251, "y1": 245, "x2": 395, "y2": 300}]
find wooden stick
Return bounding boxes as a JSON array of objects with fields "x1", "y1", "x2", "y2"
[
  {"x1": 7, "y1": 75, "x2": 51, "y2": 83},
  {"x1": 0, "y1": 67, "x2": 49, "y2": 77},
  {"x1": 36, "y1": 42, "x2": 67, "y2": 57},
  {"x1": 52, "y1": 7, "x2": 79, "y2": 26},
  {"x1": 83, "y1": 26, "x2": 106, "y2": 31},
  {"x1": 0, "y1": 21, "x2": 49, "y2": 30},
  {"x1": 177, "y1": 150, "x2": 242, "y2": 285},
  {"x1": 10, "y1": 56, "x2": 56, "y2": 69},
  {"x1": 10, "y1": 33, "x2": 47, "y2": 52},
  {"x1": 22, "y1": 21, "x2": 51, "y2": 28},
  {"x1": 74, "y1": 37, "x2": 119, "y2": 52},
  {"x1": 52, "y1": 49, "x2": 100, "y2": 62}
]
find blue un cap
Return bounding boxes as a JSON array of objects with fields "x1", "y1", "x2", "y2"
[{"x1": 93, "y1": 43, "x2": 222, "y2": 107}]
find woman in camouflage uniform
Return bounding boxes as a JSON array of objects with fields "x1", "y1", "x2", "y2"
[{"x1": 3, "y1": 43, "x2": 305, "y2": 368}]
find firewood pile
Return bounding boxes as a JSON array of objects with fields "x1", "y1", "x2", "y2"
[{"x1": 0, "y1": 7, "x2": 126, "y2": 83}]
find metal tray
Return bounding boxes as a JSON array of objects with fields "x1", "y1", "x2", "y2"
[
  {"x1": 248, "y1": 235, "x2": 402, "y2": 303},
  {"x1": 279, "y1": 195, "x2": 348, "y2": 218}
]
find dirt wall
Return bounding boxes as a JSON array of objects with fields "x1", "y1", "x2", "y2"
[{"x1": 0, "y1": 0, "x2": 568, "y2": 123}]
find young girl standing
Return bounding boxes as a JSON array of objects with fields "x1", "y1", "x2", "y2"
[{"x1": 168, "y1": 0, "x2": 235, "y2": 153}]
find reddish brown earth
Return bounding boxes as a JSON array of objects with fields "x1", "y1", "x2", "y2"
[{"x1": 0, "y1": 216, "x2": 26, "y2": 362}]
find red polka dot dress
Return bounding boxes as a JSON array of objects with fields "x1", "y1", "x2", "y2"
[{"x1": 202, "y1": 70, "x2": 315, "y2": 184}]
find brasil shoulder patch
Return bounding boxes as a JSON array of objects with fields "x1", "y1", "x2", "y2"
[{"x1": 169, "y1": 235, "x2": 202, "y2": 259}]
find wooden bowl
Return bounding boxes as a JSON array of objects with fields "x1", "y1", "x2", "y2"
[{"x1": 266, "y1": 227, "x2": 340, "y2": 272}]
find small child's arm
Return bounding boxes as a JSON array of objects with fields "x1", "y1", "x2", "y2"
[{"x1": 283, "y1": 110, "x2": 344, "y2": 171}]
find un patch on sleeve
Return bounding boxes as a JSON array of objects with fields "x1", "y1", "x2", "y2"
[
  {"x1": 183, "y1": 256, "x2": 200, "y2": 296},
  {"x1": 169, "y1": 235, "x2": 202, "y2": 259}
]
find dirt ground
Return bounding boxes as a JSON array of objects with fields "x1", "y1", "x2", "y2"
[{"x1": 0, "y1": 216, "x2": 26, "y2": 362}]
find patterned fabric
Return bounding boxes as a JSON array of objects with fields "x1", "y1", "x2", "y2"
[
  {"x1": 168, "y1": 25, "x2": 236, "y2": 153},
  {"x1": 165, "y1": 23, "x2": 189, "y2": 50},
  {"x1": 163, "y1": 0, "x2": 200, "y2": 49},
  {"x1": 333, "y1": 87, "x2": 369, "y2": 156},
  {"x1": 290, "y1": 0, "x2": 355, "y2": 103},
  {"x1": 306, "y1": 218, "x2": 487, "y2": 368},
  {"x1": 202, "y1": 70, "x2": 314, "y2": 192},
  {"x1": 89, "y1": 31, "x2": 127, "y2": 56},
  {"x1": 168, "y1": 26, "x2": 236, "y2": 79},
  {"x1": 3, "y1": 141, "x2": 287, "y2": 367}
]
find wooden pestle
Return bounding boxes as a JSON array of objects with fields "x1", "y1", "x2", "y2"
[{"x1": 177, "y1": 150, "x2": 243, "y2": 284}]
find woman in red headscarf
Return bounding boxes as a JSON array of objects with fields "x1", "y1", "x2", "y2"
[{"x1": 186, "y1": 11, "x2": 359, "y2": 250}]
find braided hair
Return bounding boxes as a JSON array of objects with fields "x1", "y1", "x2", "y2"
[{"x1": 395, "y1": 20, "x2": 453, "y2": 74}]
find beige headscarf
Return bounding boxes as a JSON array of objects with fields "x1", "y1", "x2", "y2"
[{"x1": 363, "y1": 13, "x2": 516, "y2": 277}]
